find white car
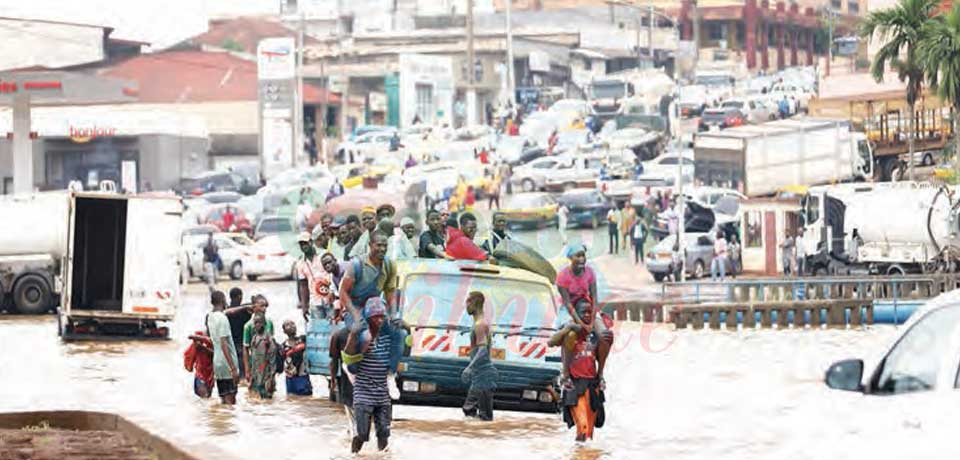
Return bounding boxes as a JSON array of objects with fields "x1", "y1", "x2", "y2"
[
  {"x1": 183, "y1": 232, "x2": 254, "y2": 281},
  {"x1": 241, "y1": 235, "x2": 299, "y2": 281},
  {"x1": 721, "y1": 98, "x2": 775, "y2": 124},
  {"x1": 639, "y1": 150, "x2": 695, "y2": 183},
  {"x1": 337, "y1": 131, "x2": 396, "y2": 161},
  {"x1": 825, "y1": 290, "x2": 960, "y2": 399},
  {"x1": 604, "y1": 127, "x2": 661, "y2": 159}
]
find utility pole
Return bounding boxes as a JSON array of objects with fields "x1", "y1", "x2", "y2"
[
  {"x1": 466, "y1": 0, "x2": 478, "y2": 126},
  {"x1": 506, "y1": 0, "x2": 515, "y2": 105},
  {"x1": 692, "y1": 0, "x2": 700, "y2": 70},
  {"x1": 826, "y1": 8, "x2": 834, "y2": 77},
  {"x1": 294, "y1": 9, "x2": 305, "y2": 169},
  {"x1": 648, "y1": 3, "x2": 655, "y2": 66}
]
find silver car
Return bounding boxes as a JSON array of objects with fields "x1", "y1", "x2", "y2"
[{"x1": 646, "y1": 232, "x2": 715, "y2": 282}]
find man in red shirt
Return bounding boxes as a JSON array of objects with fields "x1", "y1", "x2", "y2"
[
  {"x1": 222, "y1": 206, "x2": 236, "y2": 232},
  {"x1": 549, "y1": 298, "x2": 611, "y2": 442},
  {"x1": 445, "y1": 213, "x2": 489, "y2": 261}
]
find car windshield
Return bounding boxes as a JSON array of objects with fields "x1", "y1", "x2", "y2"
[
  {"x1": 591, "y1": 82, "x2": 625, "y2": 99},
  {"x1": 721, "y1": 101, "x2": 745, "y2": 109},
  {"x1": 506, "y1": 194, "x2": 548, "y2": 208},
  {"x1": 401, "y1": 273, "x2": 562, "y2": 334},
  {"x1": 561, "y1": 191, "x2": 599, "y2": 206},
  {"x1": 259, "y1": 218, "x2": 292, "y2": 234},
  {"x1": 872, "y1": 306, "x2": 960, "y2": 395}
]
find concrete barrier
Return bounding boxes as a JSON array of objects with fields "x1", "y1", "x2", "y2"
[
  {"x1": 665, "y1": 299, "x2": 875, "y2": 330},
  {"x1": 0, "y1": 411, "x2": 208, "y2": 460}
]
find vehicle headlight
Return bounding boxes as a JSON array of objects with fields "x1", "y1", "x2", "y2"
[
  {"x1": 402, "y1": 380, "x2": 419, "y2": 392},
  {"x1": 522, "y1": 390, "x2": 539, "y2": 400},
  {"x1": 420, "y1": 382, "x2": 437, "y2": 393},
  {"x1": 538, "y1": 391, "x2": 554, "y2": 403}
]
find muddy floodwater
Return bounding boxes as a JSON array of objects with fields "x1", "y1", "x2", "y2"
[{"x1": 4, "y1": 279, "x2": 959, "y2": 460}]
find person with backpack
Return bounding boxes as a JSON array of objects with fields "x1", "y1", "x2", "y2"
[{"x1": 203, "y1": 234, "x2": 221, "y2": 291}]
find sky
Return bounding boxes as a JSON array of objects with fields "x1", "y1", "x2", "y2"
[{"x1": 0, "y1": 0, "x2": 279, "y2": 49}]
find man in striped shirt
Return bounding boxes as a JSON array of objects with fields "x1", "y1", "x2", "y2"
[{"x1": 344, "y1": 299, "x2": 396, "y2": 453}]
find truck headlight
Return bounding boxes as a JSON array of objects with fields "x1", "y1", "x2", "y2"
[
  {"x1": 420, "y1": 382, "x2": 437, "y2": 393},
  {"x1": 522, "y1": 390, "x2": 538, "y2": 400},
  {"x1": 538, "y1": 391, "x2": 554, "y2": 403},
  {"x1": 402, "y1": 381, "x2": 419, "y2": 392}
]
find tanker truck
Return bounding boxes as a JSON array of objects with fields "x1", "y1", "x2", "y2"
[
  {"x1": 798, "y1": 182, "x2": 960, "y2": 276},
  {"x1": 0, "y1": 188, "x2": 181, "y2": 339}
]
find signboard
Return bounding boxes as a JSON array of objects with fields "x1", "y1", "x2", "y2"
[
  {"x1": 835, "y1": 37, "x2": 859, "y2": 57},
  {"x1": 257, "y1": 38, "x2": 296, "y2": 80},
  {"x1": 529, "y1": 51, "x2": 551, "y2": 72},
  {"x1": 258, "y1": 37, "x2": 297, "y2": 180},
  {"x1": 369, "y1": 92, "x2": 387, "y2": 112},
  {"x1": 121, "y1": 161, "x2": 137, "y2": 194},
  {"x1": 262, "y1": 117, "x2": 293, "y2": 172}
]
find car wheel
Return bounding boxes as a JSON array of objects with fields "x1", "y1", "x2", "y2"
[
  {"x1": 923, "y1": 153, "x2": 934, "y2": 167},
  {"x1": 653, "y1": 273, "x2": 665, "y2": 282},
  {"x1": 693, "y1": 260, "x2": 705, "y2": 279},
  {"x1": 13, "y1": 275, "x2": 51, "y2": 315},
  {"x1": 522, "y1": 179, "x2": 536, "y2": 192},
  {"x1": 247, "y1": 274, "x2": 260, "y2": 282},
  {"x1": 229, "y1": 261, "x2": 243, "y2": 280}
]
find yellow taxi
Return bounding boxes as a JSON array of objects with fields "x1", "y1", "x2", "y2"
[
  {"x1": 333, "y1": 163, "x2": 398, "y2": 188},
  {"x1": 499, "y1": 192, "x2": 559, "y2": 229}
]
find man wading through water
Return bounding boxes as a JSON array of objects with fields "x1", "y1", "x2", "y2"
[
  {"x1": 461, "y1": 291, "x2": 498, "y2": 420},
  {"x1": 336, "y1": 232, "x2": 410, "y2": 450},
  {"x1": 206, "y1": 291, "x2": 240, "y2": 405}
]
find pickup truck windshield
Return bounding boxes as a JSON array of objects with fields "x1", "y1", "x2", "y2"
[
  {"x1": 591, "y1": 82, "x2": 626, "y2": 99},
  {"x1": 401, "y1": 273, "x2": 561, "y2": 334}
]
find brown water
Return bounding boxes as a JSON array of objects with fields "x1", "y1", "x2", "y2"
[{"x1": 2, "y1": 279, "x2": 955, "y2": 460}]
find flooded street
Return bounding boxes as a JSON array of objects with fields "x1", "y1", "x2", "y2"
[{"x1": 5, "y1": 277, "x2": 956, "y2": 459}]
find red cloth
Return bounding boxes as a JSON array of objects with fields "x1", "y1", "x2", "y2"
[
  {"x1": 222, "y1": 211, "x2": 235, "y2": 231},
  {"x1": 445, "y1": 227, "x2": 487, "y2": 261},
  {"x1": 183, "y1": 331, "x2": 214, "y2": 387},
  {"x1": 508, "y1": 124, "x2": 519, "y2": 136},
  {"x1": 569, "y1": 334, "x2": 598, "y2": 379},
  {"x1": 556, "y1": 266, "x2": 596, "y2": 306},
  {"x1": 478, "y1": 150, "x2": 489, "y2": 164},
  {"x1": 465, "y1": 190, "x2": 476, "y2": 206}
]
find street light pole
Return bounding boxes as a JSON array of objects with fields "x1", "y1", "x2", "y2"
[
  {"x1": 466, "y1": 0, "x2": 478, "y2": 126},
  {"x1": 506, "y1": 0, "x2": 516, "y2": 106},
  {"x1": 826, "y1": 8, "x2": 834, "y2": 77}
]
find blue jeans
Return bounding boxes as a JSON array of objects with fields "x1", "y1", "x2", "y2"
[{"x1": 711, "y1": 256, "x2": 726, "y2": 281}]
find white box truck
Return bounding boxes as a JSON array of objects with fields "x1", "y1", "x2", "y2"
[
  {"x1": 693, "y1": 118, "x2": 874, "y2": 197},
  {"x1": 0, "y1": 190, "x2": 181, "y2": 339}
]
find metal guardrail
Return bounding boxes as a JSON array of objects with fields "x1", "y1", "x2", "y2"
[{"x1": 600, "y1": 274, "x2": 960, "y2": 328}]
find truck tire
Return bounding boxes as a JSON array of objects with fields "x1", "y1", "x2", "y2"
[
  {"x1": 922, "y1": 153, "x2": 934, "y2": 166},
  {"x1": 13, "y1": 275, "x2": 51, "y2": 315},
  {"x1": 653, "y1": 273, "x2": 665, "y2": 282},
  {"x1": 886, "y1": 265, "x2": 906, "y2": 276},
  {"x1": 229, "y1": 261, "x2": 243, "y2": 280},
  {"x1": 247, "y1": 274, "x2": 260, "y2": 282}
]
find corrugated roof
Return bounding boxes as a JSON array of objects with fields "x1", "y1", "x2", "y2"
[
  {"x1": 185, "y1": 16, "x2": 318, "y2": 55},
  {"x1": 98, "y1": 50, "x2": 338, "y2": 105}
]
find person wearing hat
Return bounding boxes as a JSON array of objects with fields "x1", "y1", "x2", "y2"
[
  {"x1": 298, "y1": 231, "x2": 332, "y2": 321},
  {"x1": 376, "y1": 204, "x2": 396, "y2": 222},
  {"x1": 390, "y1": 217, "x2": 418, "y2": 260},
  {"x1": 328, "y1": 216, "x2": 348, "y2": 261},
  {"x1": 351, "y1": 207, "x2": 379, "y2": 260}
]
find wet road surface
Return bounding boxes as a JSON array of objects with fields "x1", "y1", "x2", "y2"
[{"x1": 7, "y1": 273, "x2": 958, "y2": 459}]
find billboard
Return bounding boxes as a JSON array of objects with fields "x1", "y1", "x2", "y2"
[
  {"x1": 258, "y1": 37, "x2": 297, "y2": 179},
  {"x1": 257, "y1": 37, "x2": 296, "y2": 80}
]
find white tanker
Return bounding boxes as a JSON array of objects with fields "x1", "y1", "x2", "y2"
[
  {"x1": 0, "y1": 187, "x2": 181, "y2": 339},
  {"x1": 799, "y1": 182, "x2": 960, "y2": 275}
]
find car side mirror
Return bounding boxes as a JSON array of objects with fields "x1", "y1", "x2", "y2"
[{"x1": 825, "y1": 359, "x2": 864, "y2": 392}]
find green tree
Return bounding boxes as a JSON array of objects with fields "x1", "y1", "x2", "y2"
[
  {"x1": 919, "y1": 6, "x2": 960, "y2": 181},
  {"x1": 860, "y1": 0, "x2": 939, "y2": 181}
]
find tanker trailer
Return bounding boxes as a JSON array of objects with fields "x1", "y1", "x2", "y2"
[
  {"x1": 0, "y1": 193, "x2": 70, "y2": 314},
  {"x1": 799, "y1": 183, "x2": 960, "y2": 275}
]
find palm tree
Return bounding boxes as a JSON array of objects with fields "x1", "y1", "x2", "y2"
[
  {"x1": 860, "y1": 0, "x2": 939, "y2": 181},
  {"x1": 919, "y1": 6, "x2": 960, "y2": 182}
]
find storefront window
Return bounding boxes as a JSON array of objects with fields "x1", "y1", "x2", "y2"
[{"x1": 745, "y1": 211, "x2": 763, "y2": 248}]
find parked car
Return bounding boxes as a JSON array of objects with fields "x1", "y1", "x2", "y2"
[
  {"x1": 511, "y1": 156, "x2": 570, "y2": 192},
  {"x1": 268, "y1": 165, "x2": 334, "y2": 190},
  {"x1": 549, "y1": 98, "x2": 593, "y2": 120},
  {"x1": 720, "y1": 98, "x2": 775, "y2": 124},
  {"x1": 911, "y1": 150, "x2": 937, "y2": 167},
  {"x1": 183, "y1": 232, "x2": 252, "y2": 281},
  {"x1": 500, "y1": 192, "x2": 559, "y2": 229},
  {"x1": 678, "y1": 85, "x2": 711, "y2": 118},
  {"x1": 646, "y1": 232, "x2": 716, "y2": 281},
  {"x1": 348, "y1": 125, "x2": 396, "y2": 142},
  {"x1": 254, "y1": 214, "x2": 295, "y2": 241},
  {"x1": 200, "y1": 191, "x2": 243, "y2": 204},
  {"x1": 557, "y1": 189, "x2": 614, "y2": 228},
  {"x1": 241, "y1": 235, "x2": 299, "y2": 281},
  {"x1": 825, "y1": 290, "x2": 960, "y2": 397},
  {"x1": 699, "y1": 108, "x2": 746, "y2": 131},
  {"x1": 337, "y1": 131, "x2": 396, "y2": 161},
  {"x1": 178, "y1": 171, "x2": 258, "y2": 196},
  {"x1": 604, "y1": 127, "x2": 662, "y2": 160},
  {"x1": 639, "y1": 150, "x2": 695, "y2": 183},
  {"x1": 495, "y1": 136, "x2": 546, "y2": 166}
]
